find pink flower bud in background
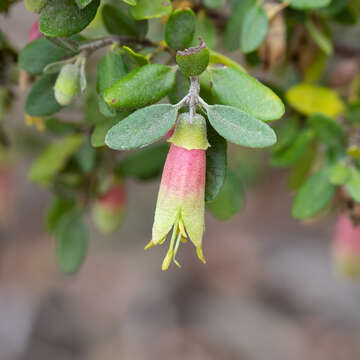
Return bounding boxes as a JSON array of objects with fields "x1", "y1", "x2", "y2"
[
  {"x1": 28, "y1": 19, "x2": 41, "y2": 42},
  {"x1": 93, "y1": 183, "x2": 127, "y2": 235},
  {"x1": 146, "y1": 113, "x2": 209, "y2": 270},
  {"x1": 333, "y1": 215, "x2": 360, "y2": 279}
]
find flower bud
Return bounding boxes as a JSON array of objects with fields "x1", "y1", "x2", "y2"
[
  {"x1": 176, "y1": 40, "x2": 210, "y2": 77},
  {"x1": 28, "y1": 19, "x2": 41, "y2": 42},
  {"x1": 333, "y1": 215, "x2": 360, "y2": 279},
  {"x1": 24, "y1": 0, "x2": 47, "y2": 13},
  {"x1": 54, "y1": 64, "x2": 81, "y2": 106},
  {"x1": 93, "y1": 183, "x2": 127, "y2": 234},
  {"x1": 168, "y1": 112, "x2": 209, "y2": 150}
]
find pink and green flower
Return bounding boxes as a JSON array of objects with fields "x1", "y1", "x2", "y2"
[{"x1": 146, "y1": 113, "x2": 209, "y2": 270}]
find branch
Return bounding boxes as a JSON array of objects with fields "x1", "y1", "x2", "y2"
[{"x1": 79, "y1": 35, "x2": 162, "y2": 56}]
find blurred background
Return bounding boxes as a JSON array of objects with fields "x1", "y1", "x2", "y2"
[{"x1": 1, "y1": 3, "x2": 360, "y2": 360}]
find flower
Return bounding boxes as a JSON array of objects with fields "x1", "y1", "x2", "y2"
[
  {"x1": 333, "y1": 215, "x2": 360, "y2": 278},
  {"x1": 28, "y1": 19, "x2": 41, "y2": 42},
  {"x1": 93, "y1": 183, "x2": 127, "y2": 234},
  {"x1": 146, "y1": 113, "x2": 209, "y2": 270}
]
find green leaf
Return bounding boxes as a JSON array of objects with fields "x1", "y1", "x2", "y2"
[
  {"x1": 117, "y1": 143, "x2": 169, "y2": 180},
  {"x1": 207, "y1": 67, "x2": 285, "y2": 121},
  {"x1": 165, "y1": 8, "x2": 196, "y2": 50},
  {"x1": 105, "y1": 104, "x2": 177, "y2": 150},
  {"x1": 292, "y1": 168, "x2": 335, "y2": 219},
  {"x1": 286, "y1": 0, "x2": 331, "y2": 10},
  {"x1": 104, "y1": 64, "x2": 176, "y2": 110},
  {"x1": 97, "y1": 50, "x2": 128, "y2": 116},
  {"x1": 347, "y1": 101, "x2": 360, "y2": 123},
  {"x1": 305, "y1": 18, "x2": 333, "y2": 55},
  {"x1": 47, "y1": 196, "x2": 75, "y2": 232},
  {"x1": 271, "y1": 128, "x2": 315, "y2": 167},
  {"x1": 25, "y1": 74, "x2": 62, "y2": 117},
  {"x1": 39, "y1": 0, "x2": 100, "y2": 37},
  {"x1": 75, "y1": 0, "x2": 94, "y2": 9},
  {"x1": 288, "y1": 142, "x2": 317, "y2": 190},
  {"x1": 19, "y1": 38, "x2": 75, "y2": 75},
  {"x1": 45, "y1": 117, "x2": 79, "y2": 135},
  {"x1": 205, "y1": 124, "x2": 227, "y2": 202},
  {"x1": 345, "y1": 167, "x2": 360, "y2": 202},
  {"x1": 240, "y1": 2, "x2": 268, "y2": 53},
  {"x1": 207, "y1": 171, "x2": 244, "y2": 220},
  {"x1": 329, "y1": 162, "x2": 350, "y2": 185},
  {"x1": 130, "y1": 0, "x2": 172, "y2": 20},
  {"x1": 123, "y1": 0, "x2": 136, "y2": 5},
  {"x1": 191, "y1": 10, "x2": 216, "y2": 49},
  {"x1": 168, "y1": 70, "x2": 190, "y2": 104},
  {"x1": 272, "y1": 117, "x2": 300, "y2": 153},
  {"x1": 55, "y1": 210, "x2": 88, "y2": 274},
  {"x1": 308, "y1": 113, "x2": 346, "y2": 149},
  {"x1": 286, "y1": 83, "x2": 345, "y2": 117},
  {"x1": 319, "y1": 0, "x2": 348, "y2": 16},
  {"x1": 225, "y1": 0, "x2": 254, "y2": 51},
  {"x1": 121, "y1": 46, "x2": 149, "y2": 67},
  {"x1": 204, "y1": 0, "x2": 225, "y2": 8},
  {"x1": 75, "y1": 138, "x2": 96, "y2": 173},
  {"x1": 102, "y1": 4, "x2": 148, "y2": 39},
  {"x1": 207, "y1": 105, "x2": 277, "y2": 148},
  {"x1": 28, "y1": 135, "x2": 83, "y2": 185},
  {"x1": 91, "y1": 118, "x2": 119, "y2": 147}
]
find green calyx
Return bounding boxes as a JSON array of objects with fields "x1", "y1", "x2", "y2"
[
  {"x1": 24, "y1": 0, "x2": 48, "y2": 13},
  {"x1": 54, "y1": 64, "x2": 81, "y2": 106},
  {"x1": 176, "y1": 39, "x2": 210, "y2": 77},
  {"x1": 169, "y1": 112, "x2": 210, "y2": 150}
]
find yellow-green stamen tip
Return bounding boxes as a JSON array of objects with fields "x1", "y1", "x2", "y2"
[
  {"x1": 196, "y1": 246, "x2": 206, "y2": 264},
  {"x1": 162, "y1": 249, "x2": 174, "y2": 271},
  {"x1": 144, "y1": 240, "x2": 155, "y2": 250}
]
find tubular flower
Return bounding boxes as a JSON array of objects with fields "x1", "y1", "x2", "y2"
[
  {"x1": 146, "y1": 113, "x2": 209, "y2": 270},
  {"x1": 333, "y1": 215, "x2": 360, "y2": 278}
]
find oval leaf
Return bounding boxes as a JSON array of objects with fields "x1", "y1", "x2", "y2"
[
  {"x1": 39, "y1": 0, "x2": 100, "y2": 37},
  {"x1": 240, "y1": 3, "x2": 268, "y2": 53},
  {"x1": 207, "y1": 105, "x2": 277, "y2": 148},
  {"x1": 286, "y1": 83, "x2": 345, "y2": 117},
  {"x1": 104, "y1": 64, "x2": 176, "y2": 110},
  {"x1": 25, "y1": 73, "x2": 62, "y2": 117},
  {"x1": 105, "y1": 104, "x2": 177, "y2": 150},
  {"x1": 19, "y1": 38, "x2": 75, "y2": 75},
  {"x1": 208, "y1": 67, "x2": 284, "y2": 121},
  {"x1": 292, "y1": 168, "x2": 335, "y2": 219},
  {"x1": 55, "y1": 210, "x2": 88, "y2": 274},
  {"x1": 165, "y1": 8, "x2": 196, "y2": 50},
  {"x1": 28, "y1": 135, "x2": 83, "y2": 185},
  {"x1": 130, "y1": 0, "x2": 172, "y2": 20},
  {"x1": 205, "y1": 124, "x2": 227, "y2": 202},
  {"x1": 97, "y1": 50, "x2": 128, "y2": 116},
  {"x1": 102, "y1": 4, "x2": 148, "y2": 39}
]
